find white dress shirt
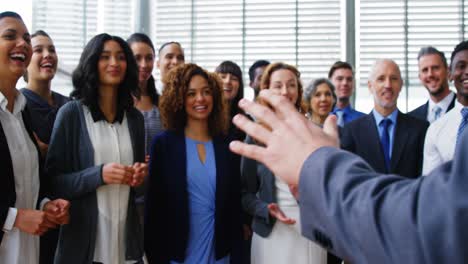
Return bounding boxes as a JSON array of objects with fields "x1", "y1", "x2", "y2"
[
  {"x1": 83, "y1": 105, "x2": 136, "y2": 264},
  {"x1": 422, "y1": 100, "x2": 464, "y2": 175},
  {"x1": 156, "y1": 79, "x2": 164, "y2": 95},
  {"x1": 0, "y1": 91, "x2": 40, "y2": 264},
  {"x1": 427, "y1": 91, "x2": 455, "y2": 123}
]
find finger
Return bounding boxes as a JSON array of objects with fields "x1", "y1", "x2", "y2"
[
  {"x1": 229, "y1": 141, "x2": 269, "y2": 165},
  {"x1": 232, "y1": 114, "x2": 272, "y2": 145},
  {"x1": 237, "y1": 98, "x2": 282, "y2": 132},
  {"x1": 323, "y1": 115, "x2": 340, "y2": 147},
  {"x1": 255, "y1": 90, "x2": 300, "y2": 121}
]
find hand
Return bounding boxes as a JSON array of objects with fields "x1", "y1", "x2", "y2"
[
  {"x1": 268, "y1": 203, "x2": 296, "y2": 225},
  {"x1": 14, "y1": 209, "x2": 57, "y2": 235},
  {"x1": 242, "y1": 224, "x2": 252, "y2": 240},
  {"x1": 33, "y1": 132, "x2": 48, "y2": 158},
  {"x1": 43, "y1": 199, "x2": 70, "y2": 225},
  {"x1": 102, "y1": 163, "x2": 134, "y2": 185},
  {"x1": 145, "y1": 155, "x2": 150, "y2": 163},
  {"x1": 229, "y1": 90, "x2": 339, "y2": 185},
  {"x1": 130, "y1": 162, "x2": 148, "y2": 187},
  {"x1": 288, "y1": 184, "x2": 299, "y2": 200}
]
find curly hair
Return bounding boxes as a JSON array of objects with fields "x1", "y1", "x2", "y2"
[
  {"x1": 71, "y1": 33, "x2": 139, "y2": 114},
  {"x1": 159, "y1": 63, "x2": 228, "y2": 136},
  {"x1": 259, "y1": 62, "x2": 305, "y2": 112}
]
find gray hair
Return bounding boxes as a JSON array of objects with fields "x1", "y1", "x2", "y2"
[{"x1": 417, "y1": 46, "x2": 448, "y2": 68}]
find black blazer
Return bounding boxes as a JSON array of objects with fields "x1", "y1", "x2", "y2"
[
  {"x1": 408, "y1": 94, "x2": 456, "y2": 121},
  {"x1": 0, "y1": 106, "x2": 46, "y2": 243},
  {"x1": 340, "y1": 111, "x2": 429, "y2": 178},
  {"x1": 144, "y1": 131, "x2": 241, "y2": 263}
]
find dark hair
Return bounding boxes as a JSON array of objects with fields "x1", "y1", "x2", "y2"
[
  {"x1": 159, "y1": 63, "x2": 228, "y2": 136},
  {"x1": 23, "y1": 30, "x2": 54, "y2": 83},
  {"x1": 215, "y1": 61, "x2": 244, "y2": 117},
  {"x1": 71, "y1": 33, "x2": 139, "y2": 114},
  {"x1": 304, "y1": 78, "x2": 337, "y2": 113},
  {"x1": 418, "y1": 46, "x2": 448, "y2": 68},
  {"x1": 450, "y1": 40, "x2": 468, "y2": 71},
  {"x1": 127, "y1": 32, "x2": 159, "y2": 105},
  {"x1": 158, "y1": 41, "x2": 183, "y2": 55},
  {"x1": 248, "y1": 60, "x2": 270, "y2": 83},
  {"x1": 0, "y1": 11, "x2": 23, "y2": 21},
  {"x1": 328, "y1": 61, "x2": 353, "y2": 79}
]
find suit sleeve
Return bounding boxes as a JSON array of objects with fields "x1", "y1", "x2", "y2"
[
  {"x1": 339, "y1": 125, "x2": 355, "y2": 153},
  {"x1": 45, "y1": 104, "x2": 104, "y2": 200},
  {"x1": 240, "y1": 136, "x2": 271, "y2": 224},
  {"x1": 297, "y1": 140, "x2": 468, "y2": 263}
]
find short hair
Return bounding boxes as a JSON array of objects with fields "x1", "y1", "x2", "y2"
[
  {"x1": 450, "y1": 40, "x2": 468, "y2": 71},
  {"x1": 248, "y1": 60, "x2": 270, "y2": 83},
  {"x1": 158, "y1": 41, "x2": 183, "y2": 55},
  {"x1": 304, "y1": 78, "x2": 337, "y2": 114},
  {"x1": 328, "y1": 61, "x2": 353, "y2": 79},
  {"x1": 159, "y1": 63, "x2": 228, "y2": 136},
  {"x1": 127, "y1": 32, "x2": 159, "y2": 105},
  {"x1": 71, "y1": 33, "x2": 139, "y2": 114},
  {"x1": 23, "y1": 30, "x2": 54, "y2": 83},
  {"x1": 0, "y1": 11, "x2": 23, "y2": 21},
  {"x1": 260, "y1": 62, "x2": 305, "y2": 111},
  {"x1": 417, "y1": 46, "x2": 448, "y2": 68},
  {"x1": 215, "y1": 60, "x2": 244, "y2": 118}
]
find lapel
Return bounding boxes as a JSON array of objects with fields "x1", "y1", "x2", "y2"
[
  {"x1": 364, "y1": 114, "x2": 388, "y2": 172},
  {"x1": 422, "y1": 101, "x2": 429, "y2": 117},
  {"x1": 390, "y1": 111, "x2": 409, "y2": 172},
  {"x1": 447, "y1": 94, "x2": 457, "y2": 113}
]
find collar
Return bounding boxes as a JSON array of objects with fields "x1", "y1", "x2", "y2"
[
  {"x1": 89, "y1": 105, "x2": 125, "y2": 124},
  {"x1": 428, "y1": 91, "x2": 455, "y2": 114},
  {"x1": 0, "y1": 89, "x2": 26, "y2": 115},
  {"x1": 156, "y1": 80, "x2": 164, "y2": 95},
  {"x1": 332, "y1": 105, "x2": 352, "y2": 114},
  {"x1": 372, "y1": 108, "x2": 398, "y2": 126}
]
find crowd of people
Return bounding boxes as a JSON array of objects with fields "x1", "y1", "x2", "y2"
[{"x1": 1, "y1": 10, "x2": 468, "y2": 264}]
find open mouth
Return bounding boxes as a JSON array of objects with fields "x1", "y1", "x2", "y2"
[
  {"x1": 40, "y1": 62, "x2": 54, "y2": 69},
  {"x1": 10, "y1": 53, "x2": 26, "y2": 62},
  {"x1": 194, "y1": 105, "x2": 208, "y2": 111}
]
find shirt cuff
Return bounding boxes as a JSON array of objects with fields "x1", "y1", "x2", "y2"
[
  {"x1": 3, "y1": 208, "x2": 17, "y2": 232},
  {"x1": 40, "y1": 198, "x2": 51, "y2": 211}
]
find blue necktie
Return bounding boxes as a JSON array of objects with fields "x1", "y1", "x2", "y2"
[
  {"x1": 456, "y1": 108, "x2": 468, "y2": 144},
  {"x1": 336, "y1": 110, "x2": 345, "y2": 127},
  {"x1": 432, "y1": 106, "x2": 442, "y2": 122},
  {"x1": 380, "y1": 118, "x2": 392, "y2": 172}
]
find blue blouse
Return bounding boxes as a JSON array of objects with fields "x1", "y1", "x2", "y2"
[{"x1": 170, "y1": 137, "x2": 229, "y2": 264}]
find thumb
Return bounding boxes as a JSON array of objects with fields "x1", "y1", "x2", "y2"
[{"x1": 323, "y1": 115, "x2": 339, "y2": 147}]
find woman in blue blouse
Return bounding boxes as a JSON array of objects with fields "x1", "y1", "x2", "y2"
[{"x1": 145, "y1": 63, "x2": 241, "y2": 264}]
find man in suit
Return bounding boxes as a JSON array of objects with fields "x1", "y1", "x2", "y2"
[
  {"x1": 423, "y1": 40, "x2": 468, "y2": 174},
  {"x1": 229, "y1": 88, "x2": 468, "y2": 263},
  {"x1": 409, "y1": 46, "x2": 456, "y2": 122},
  {"x1": 341, "y1": 59, "x2": 429, "y2": 177},
  {"x1": 329, "y1": 61, "x2": 365, "y2": 126}
]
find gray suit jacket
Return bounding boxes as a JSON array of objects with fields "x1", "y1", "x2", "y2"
[
  {"x1": 46, "y1": 101, "x2": 144, "y2": 264},
  {"x1": 241, "y1": 136, "x2": 277, "y2": 237},
  {"x1": 298, "y1": 128, "x2": 468, "y2": 263}
]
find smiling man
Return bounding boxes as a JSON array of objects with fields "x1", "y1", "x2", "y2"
[
  {"x1": 409, "y1": 46, "x2": 456, "y2": 123},
  {"x1": 422, "y1": 40, "x2": 468, "y2": 174},
  {"x1": 328, "y1": 61, "x2": 365, "y2": 127},
  {"x1": 340, "y1": 59, "x2": 429, "y2": 178}
]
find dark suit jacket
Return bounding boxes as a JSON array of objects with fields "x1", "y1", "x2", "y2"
[
  {"x1": 298, "y1": 127, "x2": 468, "y2": 263},
  {"x1": 144, "y1": 131, "x2": 241, "y2": 264},
  {"x1": 341, "y1": 111, "x2": 429, "y2": 178},
  {"x1": 0, "y1": 106, "x2": 46, "y2": 243},
  {"x1": 408, "y1": 94, "x2": 456, "y2": 121}
]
